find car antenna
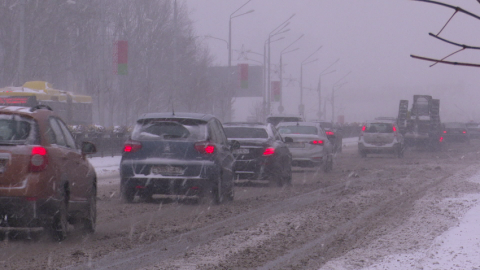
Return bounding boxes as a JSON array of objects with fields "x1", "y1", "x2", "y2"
[{"x1": 169, "y1": 95, "x2": 175, "y2": 116}]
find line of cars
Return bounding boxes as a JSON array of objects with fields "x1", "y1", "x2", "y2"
[
  {"x1": 357, "y1": 119, "x2": 475, "y2": 159},
  {"x1": 119, "y1": 113, "x2": 338, "y2": 204},
  {"x1": 0, "y1": 108, "x2": 339, "y2": 241}
]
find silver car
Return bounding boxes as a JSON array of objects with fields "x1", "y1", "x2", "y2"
[
  {"x1": 358, "y1": 121, "x2": 404, "y2": 158},
  {"x1": 277, "y1": 122, "x2": 333, "y2": 172}
]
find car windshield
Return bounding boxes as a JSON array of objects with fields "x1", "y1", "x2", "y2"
[
  {"x1": 131, "y1": 119, "x2": 207, "y2": 141},
  {"x1": 0, "y1": 114, "x2": 37, "y2": 144},
  {"x1": 444, "y1": 122, "x2": 466, "y2": 128},
  {"x1": 266, "y1": 117, "x2": 302, "y2": 126},
  {"x1": 224, "y1": 127, "x2": 268, "y2": 139},
  {"x1": 278, "y1": 126, "x2": 318, "y2": 135},
  {"x1": 365, "y1": 123, "x2": 394, "y2": 133}
]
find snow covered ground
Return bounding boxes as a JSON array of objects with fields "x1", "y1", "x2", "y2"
[{"x1": 87, "y1": 143, "x2": 480, "y2": 269}]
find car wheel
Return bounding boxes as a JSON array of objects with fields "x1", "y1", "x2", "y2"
[
  {"x1": 50, "y1": 190, "x2": 68, "y2": 241},
  {"x1": 283, "y1": 158, "x2": 292, "y2": 186},
  {"x1": 323, "y1": 155, "x2": 333, "y2": 173},
  {"x1": 121, "y1": 179, "x2": 135, "y2": 203},
  {"x1": 214, "y1": 175, "x2": 224, "y2": 204},
  {"x1": 83, "y1": 185, "x2": 96, "y2": 233},
  {"x1": 225, "y1": 178, "x2": 234, "y2": 202}
]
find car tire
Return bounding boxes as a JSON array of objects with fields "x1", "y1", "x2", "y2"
[
  {"x1": 121, "y1": 178, "x2": 136, "y2": 203},
  {"x1": 323, "y1": 155, "x2": 333, "y2": 173},
  {"x1": 214, "y1": 175, "x2": 224, "y2": 204},
  {"x1": 83, "y1": 185, "x2": 96, "y2": 233},
  {"x1": 283, "y1": 158, "x2": 293, "y2": 186},
  {"x1": 50, "y1": 190, "x2": 68, "y2": 241},
  {"x1": 225, "y1": 177, "x2": 234, "y2": 202}
]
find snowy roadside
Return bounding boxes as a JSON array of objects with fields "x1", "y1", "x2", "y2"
[
  {"x1": 320, "y1": 165, "x2": 480, "y2": 270},
  {"x1": 87, "y1": 155, "x2": 121, "y2": 179}
]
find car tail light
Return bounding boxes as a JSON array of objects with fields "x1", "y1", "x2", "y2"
[
  {"x1": 124, "y1": 140, "x2": 142, "y2": 153},
  {"x1": 439, "y1": 136, "x2": 444, "y2": 142},
  {"x1": 463, "y1": 130, "x2": 467, "y2": 134},
  {"x1": 326, "y1": 131, "x2": 335, "y2": 136},
  {"x1": 310, "y1": 140, "x2": 324, "y2": 145},
  {"x1": 29, "y1": 146, "x2": 48, "y2": 172},
  {"x1": 362, "y1": 126, "x2": 366, "y2": 132},
  {"x1": 392, "y1": 126, "x2": 397, "y2": 132},
  {"x1": 194, "y1": 141, "x2": 215, "y2": 154},
  {"x1": 443, "y1": 130, "x2": 447, "y2": 134},
  {"x1": 263, "y1": 147, "x2": 275, "y2": 156}
]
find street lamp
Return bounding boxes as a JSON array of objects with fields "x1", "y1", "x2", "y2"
[
  {"x1": 299, "y1": 45, "x2": 322, "y2": 117},
  {"x1": 266, "y1": 14, "x2": 295, "y2": 117},
  {"x1": 317, "y1": 59, "x2": 339, "y2": 120},
  {"x1": 278, "y1": 34, "x2": 304, "y2": 113},
  {"x1": 263, "y1": 36, "x2": 285, "y2": 120},
  {"x1": 331, "y1": 71, "x2": 351, "y2": 123},
  {"x1": 204, "y1": 35, "x2": 229, "y2": 49},
  {"x1": 229, "y1": 0, "x2": 254, "y2": 67}
]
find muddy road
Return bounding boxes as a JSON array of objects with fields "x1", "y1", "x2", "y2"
[{"x1": 2, "y1": 140, "x2": 480, "y2": 270}]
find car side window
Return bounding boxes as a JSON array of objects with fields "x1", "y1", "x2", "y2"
[
  {"x1": 272, "y1": 126, "x2": 282, "y2": 141},
  {"x1": 207, "y1": 121, "x2": 219, "y2": 143},
  {"x1": 48, "y1": 118, "x2": 66, "y2": 147},
  {"x1": 57, "y1": 119, "x2": 77, "y2": 149},
  {"x1": 214, "y1": 119, "x2": 228, "y2": 145}
]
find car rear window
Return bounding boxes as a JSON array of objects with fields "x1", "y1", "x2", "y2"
[
  {"x1": 278, "y1": 126, "x2": 318, "y2": 135},
  {"x1": 131, "y1": 118, "x2": 207, "y2": 141},
  {"x1": 0, "y1": 114, "x2": 38, "y2": 144},
  {"x1": 224, "y1": 127, "x2": 268, "y2": 139},
  {"x1": 444, "y1": 122, "x2": 466, "y2": 129},
  {"x1": 365, "y1": 123, "x2": 394, "y2": 133}
]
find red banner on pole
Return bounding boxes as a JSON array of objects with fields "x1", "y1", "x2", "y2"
[
  {"x1": 238, "y1": 63, "x2": 248, "y2": 88},
  {"x1": 271, "y1": 81, "x2": 281, "y2": 102},
  {"x1": 115, "y1": 40, "x2": 128, "y2": 75}
]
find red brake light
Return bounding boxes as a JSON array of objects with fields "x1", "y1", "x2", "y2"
[
  {"x1": 392, "y1": 126, "x2": 397, "y2": 132},
  {"x1": 463, "y1": 130, "x2": 467, "y2": 134},
  {"x1": 362, "y1": 126, "x2": 366, "y2": 131},
  {"x1": 443, "y1": 130, "x2": 447, "y2": 134},
  {"x1": 310, "y1": 140, "x2": 324, "y2": 145},
  {"x1": 263, "y1": 147, "x2": 275, "y2": 156},
  {"x1": 439, "y1": 136, "x2": 444, "y2": 142},
  {"x1": 194, "y1": 141, "x2": 215, "y2": 154},
  {"x1": 326, "y1": 131, "x2": 334, "y2": 136},
  {"x1": 124, "y1": 140, "x2": 142, "y2": 153},
  {"x1": 29, "y1": 146, "x2": 48, "y2": 172}
]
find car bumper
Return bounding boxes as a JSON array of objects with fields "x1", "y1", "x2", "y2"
[
  {"x1": 0, "y1": 197, "x2": 61, "y2": 228},
  {"x1": 358, "y1": 142, "x2": 401, "y2": 153}
]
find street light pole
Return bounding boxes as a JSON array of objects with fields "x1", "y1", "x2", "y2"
[
  {"x1": 229, "y1": 0, "x2": 254, "y2": 67},
  {"x1": 266, "y1": 14, "x2": 295, "y2": 116},
  {"x1": 331, "y1": 71, "x2": 351, "y2": 123},
  {"x1": 317, "y1": 59, "x2": 339, "y2": 120},
  {"x1": 278, "y1": 34, "x2": 303, "y2": 113},
  {"x1": 299, "y1": 45, "x2": 322, "y2": 117}
]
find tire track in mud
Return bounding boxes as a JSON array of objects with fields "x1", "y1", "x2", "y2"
[
  {"x1": 256, "y1": 172, "x2": 456, "y2": 270},
  {"x1": 67, "y1": 181, "x2": 351, "y2": 270}
]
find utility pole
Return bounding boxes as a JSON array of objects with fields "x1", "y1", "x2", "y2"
[{"x1": 17, "y1": 0, "x2": 26, "y2": 85}]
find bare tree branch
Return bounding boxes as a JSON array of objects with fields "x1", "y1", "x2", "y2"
[
  {"x1": 410, "y1": 55, "x2": 480, "y2": 67},
  {"x1": 413, "y1": 0, "x2": 480, "y2": 21},
  {"x1": 429, "y1": 33, "x2": 480, "y2": 49}
]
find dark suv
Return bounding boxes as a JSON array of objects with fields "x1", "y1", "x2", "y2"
[
  {"x1": 223, "y1": 122, "x2": 292, "y2": 186},
  {"x1": 0, "y1": 105, "x2": 97, "y2": 241},
  {"x1": 120, "y1": 113, "x2": 238, "y2": 204}
]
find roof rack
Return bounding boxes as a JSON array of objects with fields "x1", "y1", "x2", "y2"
[{"x1": 30, "y1": 104, "x2": 53, "y2": 112}]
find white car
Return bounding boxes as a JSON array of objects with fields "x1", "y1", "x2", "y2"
[
  {"x1": 277, "y1": 122, "x2": 333, "y2": 172},
  {"x1": 358, "y1": 121, "x2": 404, "y2": 158}
]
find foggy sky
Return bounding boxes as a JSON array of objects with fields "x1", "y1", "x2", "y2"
[{"x1": 186, "y1": 0, "x2": 480, "y2": 123}]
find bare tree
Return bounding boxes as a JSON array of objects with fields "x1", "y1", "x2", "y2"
[{"x1": 411, "y1": 0, "x2": 480, "y2": 67}]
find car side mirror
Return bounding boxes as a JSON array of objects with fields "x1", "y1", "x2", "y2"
[
  {"x1": 230, "y1": 140, "x2": 241, "y2": 150},
  {"x1": 81, "y1": 141, "x2": 97, "y2": 155},
  {"x1": 283, "y1": 137, "x2": 293, "y2": 143}
]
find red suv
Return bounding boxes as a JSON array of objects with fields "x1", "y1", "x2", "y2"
[{"x1": 0, "y1": 105, "x2": 97, "y2": 241}]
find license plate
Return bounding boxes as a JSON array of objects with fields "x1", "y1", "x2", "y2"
[
  {"x1": 288, "y1": 142, "x2": 305, "y2": 148},
  {"x1": 233, "y1": 149, "x2": 249, "y2": 154},
  {"x1": 151, "y1": 165, "x2": 184, "y2": 175}
]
